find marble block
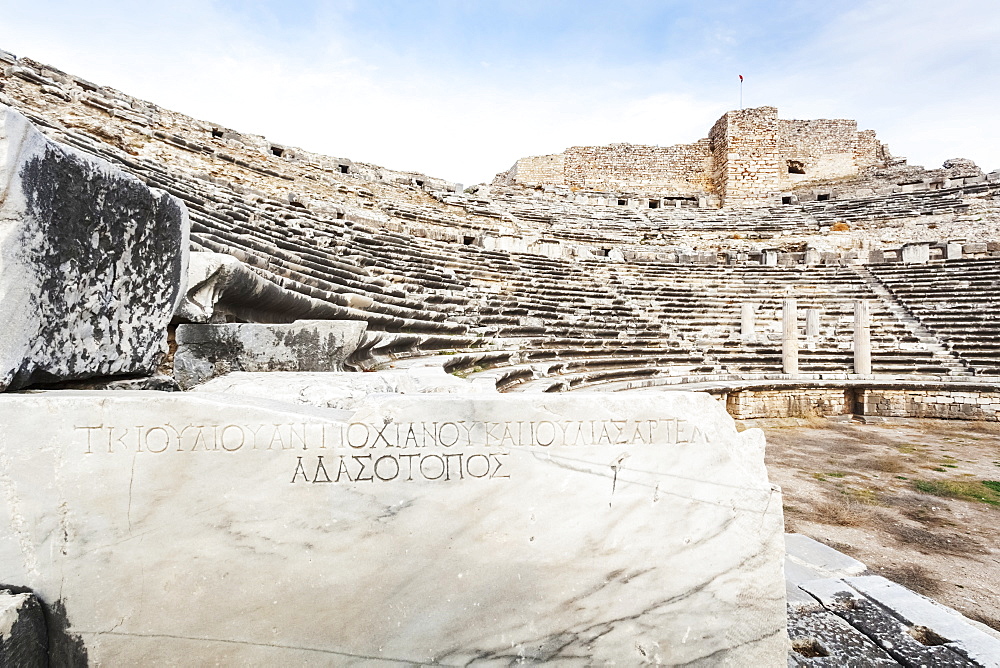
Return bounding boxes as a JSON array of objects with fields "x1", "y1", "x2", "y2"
[
  {"x1": 0, "y1": 390, "x2": 786, "y2": 665},
  {"x1": 193, "y1": 367, "x2": 497, "y2": 410},
  {"x1": 173, "y1": 319, "x2": 367, "y2": 388},
  {"x1": 0, "y1": 104, "x2": 189, "y2": 391}
]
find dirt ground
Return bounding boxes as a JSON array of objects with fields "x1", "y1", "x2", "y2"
[{"x1": 749, "y1": 416, "x2": 1000, "y2": 631}]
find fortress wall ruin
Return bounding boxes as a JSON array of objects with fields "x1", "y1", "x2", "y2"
[
  {"x1": 709, "y1": 106, "x2": 782, "y2": 207},
  {"x1": 777, "y1": 118, "x2": 885, "y2": 188},
  {"x1": 501, "y1": 152, "x2": 565, "y2": 185},
  {"x1": 561, "y1": 139, "x2": 714, "y2": 194},
  {"x1": 497, "y1": 106, "x2": 892, "y2": 207}
]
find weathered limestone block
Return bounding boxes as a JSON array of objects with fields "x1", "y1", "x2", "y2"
[
  {"x1": 173, "y1": 251, "x2": 382, "y2": 326},
  {"x1": 801, "y1": 576, "x2": 1000, "y2": 666},
  {"x1": 173, "y1": 319, "x2": 367, "y2": 388},
  {"x1": 173, "y1": 251, "x2": 244, "y2": 323},
  {"x1": 0, "y1": 104, "x2": 188, "y2": 391},
  {"x1": 0, "y1": 390, "x2": 786, "y2": 665},
  {"x1": 194, "y1": 367, "x2": 496, "y2": 410}
]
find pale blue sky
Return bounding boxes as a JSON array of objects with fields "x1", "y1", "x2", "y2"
[{"x1": 2, "y1": 1, "x2": 998, "y2": 185}]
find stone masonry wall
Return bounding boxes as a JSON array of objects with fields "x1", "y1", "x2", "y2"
[
  {"x1": 709, "y1": 107, "x2": 782, "y2": 208},
  {"x1": 861, "y1": 389, "x2": 1000, "y2": 420},
  {"x1": 505, "y1": 153, "x2": 565, "y2": 186},
  {"x1": 494, "y1": 105, "x2": 893, "y2": 207},
  {"x1": 778, "y1": 119, "x2": 885, "y2": 189},
  {"x1": 562, "y1": 140, "x2": 714, "y2": 194},
  {"x1": 725, "y1": 388, "x2": 850, "y2": 420},
  {"x1": 720, "y1": 386, "x2": 1000, "y2": 421}
]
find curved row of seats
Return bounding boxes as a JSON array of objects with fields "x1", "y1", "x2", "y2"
[
  {"x1": 11, "y1": 92, "x2": 994, "y2": 393},
  {"x1": 870, "y1": 258, "x2": 1000, "y2": 375}
]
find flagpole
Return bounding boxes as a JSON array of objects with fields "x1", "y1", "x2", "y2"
[{"x1": 739, "y1": 75, "x2": 743, "y2": 109}]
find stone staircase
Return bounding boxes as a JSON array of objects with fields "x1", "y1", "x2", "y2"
[{"x1": 855, "y1": 265, "x2": 974, "y2": 376}]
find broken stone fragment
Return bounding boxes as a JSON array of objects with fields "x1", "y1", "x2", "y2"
[
  {"x1": 173, "y1": 319, "x2": 367, "y2": 388},
  {"x1": 942, "y1": 157, "x2": 983, "y2": 179},
  {"x1": 0, "y1": 104, "x2": 189, "y2": 391},
  {"x1": 0, "y1": 588, "x2": 47, "y2": 667}
]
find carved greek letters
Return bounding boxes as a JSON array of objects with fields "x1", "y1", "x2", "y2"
[
  {"x1": 77, "y1": 418, "x2": 709, "y2": 486},
  {"x1": 290, "y1": 452, "x2": 512, "y2": 483}
]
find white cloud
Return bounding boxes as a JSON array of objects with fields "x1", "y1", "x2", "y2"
[{"x1": 761, "y1": 0, "x2": 1000, "y2": 170}]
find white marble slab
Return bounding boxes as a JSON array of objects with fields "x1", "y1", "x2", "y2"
[
  {"x1": 0, "y1": 390, "x2": 786, "y2": 665},
  {"x1": 194, "y1": 367, "x2": 497, "y2": 410}
]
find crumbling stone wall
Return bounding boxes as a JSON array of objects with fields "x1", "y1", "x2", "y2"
[
  {"x1": 496, "y1": 140, "x2": 713, "y2": 196},
  {"x1": 500, "y1": 153, "x2": 565, "y2": 186},
  {"x1": 778, "y1": 119, "x2": 886, "y2": 189},
  {"x1": 497, "y1": 106, "x2": 893, "y2": 208}
]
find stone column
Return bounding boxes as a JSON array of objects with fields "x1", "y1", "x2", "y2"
[
  {"x1": 741, "y1": 303, "x2": 756, "y2": 341},
  {"x1": 805, "y1": 309, "x2": 820, "y2": 338},
  {"x1": 782, "y1": 298, "x2": 799, "y2": 375},
  {"x1": 854, "y1": 300, "x2": 872, "y2": 376}
]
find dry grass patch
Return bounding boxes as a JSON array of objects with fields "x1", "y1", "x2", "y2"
[
  {"x1": 854, "y1": 455, "x2": 910, "y2": 474},
  {"x1": 813, "y1": 496, "x2": 877, "y2": 527},
  {"x1": 886, "y1": 523, "x2": 986, "y2": 556},
  {"x1": 878, "y1": 564, "x2": 942, "y2": 596},
  {"x1": 914, "y1": 479, "x2": 1000, "y2": 507}
]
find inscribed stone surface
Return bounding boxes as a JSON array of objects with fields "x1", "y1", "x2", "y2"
[{"x1": 0, "y1": 390, "x2": 786, "y2": 665}]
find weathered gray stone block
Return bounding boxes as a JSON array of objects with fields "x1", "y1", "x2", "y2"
[
  {"x1": 0, "y1": 589, "x2": 47, "y2": 667},
  {"x1": 173, "y1": 319, "x2": 367, "y2": 388},
  {"x1": 0, "y1": 104, "x2": 189, "y2": 391},
  {"x1": 802, "y1": 576, "x2": 1000, "y2": 666}
]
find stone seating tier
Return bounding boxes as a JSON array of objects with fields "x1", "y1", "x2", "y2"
[
  {"x1": 4, "y1": 59, "x2": 997, "y2": 391},
  {"x1": 870, "y1": 258, "x2": 1000, "y2": 375}
]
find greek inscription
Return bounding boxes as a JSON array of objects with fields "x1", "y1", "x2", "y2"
[
  {"x1": 353, "y1": 454, "x2": 374, "y2": 482},
  {"x1": 77, "y1": 416, "x2": 712, "y2": 487},
  {"x1": 290, "y1": 453, "x2": 511, "y2": 483},
  {"x1": 313, "y1": 456, "x2": 332, "y2": 483}
]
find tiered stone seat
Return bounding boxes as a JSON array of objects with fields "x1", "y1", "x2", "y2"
[
  {"x1": 870, "y1": 258, "x2": 1000, "y2": 375},
  {"x1": 1, "y1": 58, "x2": 984, "y2": 393},
  {"x1": 802, "y1": 188, "x2": 974, "y2": 224},
  {"x1": 487, "y1": 189, "x2": 821, "y2": 245},
  {"x1": 44, "y1": 122, "x2": 963, "y2": 389}
]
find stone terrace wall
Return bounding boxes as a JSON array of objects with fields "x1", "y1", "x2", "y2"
[
  {"x1": 709, "y1": 106, "x2": 782, "y2": 208},
  {"x1": 726, "y1": 388, "x2": 851, "y2": 420},
  {"x1": 562, "y1": 140, "x2": 714, "y2": 195},
  {"x1": 497, "y1": 153, "x2": 565, "y2": 186},
  {"x1": 713, "y1": 384, "x2": 1000, "y2": 421},
  {"x1": 494, "y1": 141, "x2": 715, "y2": 197},
  {"x1": 778, "y1": 119, "x2": 885, "y2": 189},
  {"x1": 861, "y1": 388, "x2": 1000, "y2": 420}
]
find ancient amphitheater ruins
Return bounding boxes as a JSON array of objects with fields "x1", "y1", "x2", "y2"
[{"x1": 2, "y1": 47, "x2": 1000, "y2": 665}]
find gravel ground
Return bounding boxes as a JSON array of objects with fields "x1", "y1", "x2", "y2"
[{"x1": 750, "y1": 416, "x2": 1000, "y2": 631}]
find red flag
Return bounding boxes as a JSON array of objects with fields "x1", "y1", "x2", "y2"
[{"x1": 739, "y1": 74, "x2": 744, "y2": 82}]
